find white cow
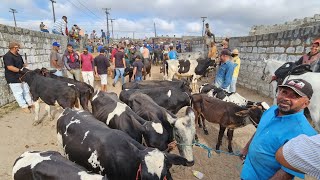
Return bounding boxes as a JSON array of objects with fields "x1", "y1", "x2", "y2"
[
  {"x1": 262, "y1": 59, "x2": 320, "y2": 130},
  {"x1": 166, "y1": 59, "x2": 214, "y2": 92}
]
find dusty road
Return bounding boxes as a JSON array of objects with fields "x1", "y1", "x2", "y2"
[{"x1": 1, "y1": 64, "x2": 311, "y2": 180}]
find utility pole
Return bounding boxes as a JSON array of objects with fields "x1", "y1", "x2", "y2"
[
  {"x1": 133, "y1": 32, "x2": 135, "y2": 40},
  {"x1": 201, "y1": 17, "x2": 207, "y2": 37},
  {"x1": 49, "y1": 0, "x2": 56, "y2": 23},
  {"x1": 154, "y1": 22, "x2": 157, "y2": 37},
  {"x1": 110, "y1": 18, "x2": 115, "y2": 40},
  {"x1": 103, "y1": 8, "x2": 111, "y2": 45},
  {"x1": 9, "y1": 8, "x2": 17, "y2": 27}
]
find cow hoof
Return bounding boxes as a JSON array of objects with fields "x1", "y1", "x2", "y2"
[
  {"x1": 204, "y1": 129, "x2": 209, "y2": 135},
  {"x1": 228, "y1": 149, "x2": 233, "y2": 153},
  {"x1": 195, "y1": 134, "x2": 199, "y2": 141},
  {"x1": 198, "y1": 124, "x2": 203, "y2": 128}
]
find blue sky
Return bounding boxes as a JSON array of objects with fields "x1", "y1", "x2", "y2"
[{"x1": 1, "y1": 0, "x2": 320, "y2": 38}]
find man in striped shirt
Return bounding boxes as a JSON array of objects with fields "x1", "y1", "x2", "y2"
[
  {"x1": 276, "y1": 134, "x2": 320, "y2": 179},
  {"x1": 52, "y1": 16, "x2": 67, "y2": 35}
]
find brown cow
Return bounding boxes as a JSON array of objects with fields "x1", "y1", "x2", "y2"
[{"x1": 191, "y1": 94, "x2": 263, "y2": 153}]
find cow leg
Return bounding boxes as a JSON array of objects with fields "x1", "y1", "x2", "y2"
[
  {"x1": 216, "y1": 125, "x2": 226, "y2": 151},
  {"x1": 166, "y1": 170, "x2": 173, "y2": 180},
  {"x1": 201, "y1": 114, "x2": 209, "y2": 135},
  {"x1": 45, "y1": 104, "x2": 53, "y2": 121},
  {"x1": 227, "y1": 129, "x2": 234, "y2": 153},
  {"x1": 33, "y1": 100, "x2": 42, "y2": 126}
]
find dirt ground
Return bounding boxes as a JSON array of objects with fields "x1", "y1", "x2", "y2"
[{"x1": 0, "y1": 65, "x2": 312, "y2": 180}]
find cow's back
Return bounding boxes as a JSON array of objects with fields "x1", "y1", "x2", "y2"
[
  {"x1": 57, "y1": 108, "x2": 141, "y2": 179},
  {"x1": 120, "y1": 87, "x2": 190, "y2": 114}
]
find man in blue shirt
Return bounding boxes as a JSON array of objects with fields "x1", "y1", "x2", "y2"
[
  {"x1": 240, "y1": 79, "x2": 317, "y2": 180},
  {"x1": 168, "y1": 46, "x2": 178, "y2": 60},
  {"x1": 214, "y1": 49, "x2": 235, "y2": 90}
]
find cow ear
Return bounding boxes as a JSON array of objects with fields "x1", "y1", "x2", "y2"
[
  {"x1": 235, "y1": 110, "x2": 249, "y2": 117},
  {"x1": 165, "y1": 152, "x2": 188, "y2": 166}
]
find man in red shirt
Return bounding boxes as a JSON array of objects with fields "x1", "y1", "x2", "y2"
[{"x1": 80, "y1": 48, "x2": 94, "y2": 87}]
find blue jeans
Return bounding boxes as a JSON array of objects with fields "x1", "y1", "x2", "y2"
[
  {"x1": 9, "y1": 82, "x2": 33, "y2": 108},
  {"x1": 41, "y1": 29, "x2": 49, "y2": 33},
  {"x1": 229, "y1": 77, "x2": 237, "y2": 93},
  {"x1": 52, "y1": 29, "x2": 62, "y2": 35},
  {"x1": 135, "y1": 75, "x2": 142, "y2": 82},
  {"x1": 114, "y1": 68, "x2": 125, "y2": 85}
]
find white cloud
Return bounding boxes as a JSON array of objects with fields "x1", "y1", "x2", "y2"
[
  {"x1": 1, "y1": 0, "x2": 320, "y2": 38},
  {"x1": 186, "y1": 22, "x2": 202, "y2": 33}
]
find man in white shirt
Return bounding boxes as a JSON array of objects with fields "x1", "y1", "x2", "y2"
[{"x1": 52, "y1": 16, "x2": 67, "y2": 35}]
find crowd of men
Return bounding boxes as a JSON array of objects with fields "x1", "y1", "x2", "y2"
[{"x1": 3, "y1": 20, "x2": 320, "y2": 180}]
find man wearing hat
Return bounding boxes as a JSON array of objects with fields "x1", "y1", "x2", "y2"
[
  {"x1": 295, "y1": 39, "x2": 320, "y2": 72},
  {"x1": 50, "y1": 42, "x2": 63, "y2": 77},
  {"x1": 230, "y1": 49, "x2": 241, "y2": 93},
  {"x1": 214, "y1": 49, "x2": 235, "y2": 91},
  {"x1": 3, "y1": 41, "x2": 33, "y2": 113},
  {"x1": 240, "y1": 79, "x2": 317, "y2": 180}
]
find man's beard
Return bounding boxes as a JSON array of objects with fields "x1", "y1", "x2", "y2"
[{"x1": 277, "y1": 99, "x2": 296, "y2": 115}]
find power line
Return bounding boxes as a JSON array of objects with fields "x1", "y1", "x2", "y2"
[
  {"x1": 49, "y1": 0, "x2": 56, "y2": 22},
  {"x1": 9, "y1": 8, "x2": 18, "y2": 27},
  {"x1": 66, "y1": 0, "x2": 97, "y2": 21},
  {"x1": 75, "y1": 0, "x2": 100, "y2": 19}
]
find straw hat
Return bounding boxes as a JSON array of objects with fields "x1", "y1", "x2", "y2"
[{"x1": 232, "y1": 49, "x2": 239, "y2": 55}]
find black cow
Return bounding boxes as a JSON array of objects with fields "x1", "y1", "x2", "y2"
[
  {"x1": 128, "y1": 92, "x2": 196, "y2": 163},
  {"x1": 124, "y1": 60, "x2": 151, "y2": 82},
  {"x1": 119, "y1": 87, "x2": 191, "y2": 114},
  {"x1": 40, "y1": 68, "x2": 94, "y2": 111},
  {"x1": 91, "y1": 91, "x2": 169, "y2": 151},
  {"x1": 57, "y1": 108, "x2": 193, "y2": 180},
  {"x1": 20, "y1": 68, "x2": 79, "y2": 125},
  {"x1": 13, "y1": 151, "x2": 107, "y2": 180},
  {"x1": 122, "y1": 79, "x2": 192, "y2": 94}
]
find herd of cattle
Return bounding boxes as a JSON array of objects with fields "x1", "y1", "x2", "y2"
[{"x1": 11, "y1": 60, "x2": 271, "y2": 179}]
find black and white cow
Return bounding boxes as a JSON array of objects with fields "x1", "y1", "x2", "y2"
[
  {"x1": 128, "y1": 92, "x2": 196, "y2": 162},
  {"x1": 199, "y1": 83, "x2": 270, "y2": 110},
  {"x1": 166, "y1": 58, "x2": 215, "y2": 91},
  {"x1": 119, "y1": 87, "x2": 191, "y2": 114},
  {"x1": 122, "y1": 79, "x2": 192, "y2": 94},
  {"x1": 91, "y1": 91, "x2": 169, "y2": 151},
  {"x1": 40, "y1": 68, "x2": 94, "y2": 111},
  {"x1": 57, "y1": 108, "x2": 193, "y2": 180},
  {"x1": 20, "y1": 68, "x2": 79, "y2": 125},
  {"x1": 12, "y1": 151, "x2": 107, "y2": 180}
]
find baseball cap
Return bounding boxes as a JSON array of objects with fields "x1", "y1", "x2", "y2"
[
  {"x1": 100, "y1": 48, "x2": 106, "y2": 53},
  {"x1": 52, "y1": 42, "x2": 60, "y2": 47},
  {"x1": 278, "y1": 79, "x2": 313, "y2": 99},
  {"x1": 220, "y1": 49, "x2": 231, "y2": 56}
]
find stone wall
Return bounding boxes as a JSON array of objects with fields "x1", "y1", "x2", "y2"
[
  {"x1": 230, "y1": 24, "x2": 320, "y2": 97},
  {"x1": 0, "y1": 24, "x2": 67, "y2": 107},
  {"x1": 249, "y1": 14, "x2": 320, "y2": 35}
]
